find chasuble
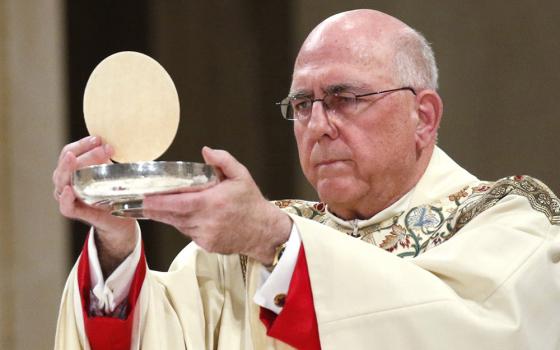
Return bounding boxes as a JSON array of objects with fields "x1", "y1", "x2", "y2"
[{"x1": 55, "y1": 147, "x2": 560, "y2": 349}]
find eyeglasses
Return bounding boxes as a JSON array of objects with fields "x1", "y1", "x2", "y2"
[{"x1": 276, "y1": 87, "x2": 416, "y2": 121}]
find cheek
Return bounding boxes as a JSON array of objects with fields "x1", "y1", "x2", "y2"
[
  {"x1": 348, "y1": 112, "x2": 416, "y2": 171},
  {"x1": 294, "y1": 126, "x2": 310, "y2": 164},
  {"x1": 294, "y1": 125, "x2": 317, "y2": 183},
  {"x1": 293, "y1": 123, "x2": 304, "y2": 146}
]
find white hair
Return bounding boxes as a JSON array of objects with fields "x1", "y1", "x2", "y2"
[{"x1": 393, "y1": 27, "x2": 439, "y2": 90}]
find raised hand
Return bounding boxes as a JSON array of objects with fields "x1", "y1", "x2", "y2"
[
  {"x1": 142, "y1": 147, "x2": 292, "y2": 265},
  {"x1": 52, "y1": 136, "x2": 137, "y2": 275}
]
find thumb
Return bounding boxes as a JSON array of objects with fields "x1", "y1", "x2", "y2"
[{"x1": 202, "y1": 146, "x2": 247, "y2": 180}]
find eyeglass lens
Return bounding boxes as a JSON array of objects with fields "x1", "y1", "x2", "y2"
[{"x1": 287, "y1": 93, "x2": 357, "y2": 120}]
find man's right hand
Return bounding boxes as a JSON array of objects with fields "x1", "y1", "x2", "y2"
[{"x1": 53, "y1": 136, "x2": 137, "y2": 276}]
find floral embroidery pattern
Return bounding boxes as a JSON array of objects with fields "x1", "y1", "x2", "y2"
[
  {"x1": 273, "y1": 175, "x2": 560, "y2": 263},
  {"x1": 448, "y1": 187, "x2": 469, "y2": 202},
  {"x1": 238, "y1": 176, "x2": 560, "y2": 281},
  {"x1": 380, "y1": 224, "x2": 410, "y2": 252},
  {"x1": 276, "y1": 195, "x2": 472, "y2": 259}
]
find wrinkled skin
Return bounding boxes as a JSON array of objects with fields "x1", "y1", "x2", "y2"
[
  {"x1": 52, "y1": 136, "x2": 137, "y2": 275},
  {"x1": 292, "y1": 10, "x2": 441, "y2": 219},
  {"x1": 142, "y1": 147, "x2": 292, "y2": 265}
]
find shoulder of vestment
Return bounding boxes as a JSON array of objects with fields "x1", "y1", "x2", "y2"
[{"x1": 273, "y1": 175, "x2": 560, "y2": 258}]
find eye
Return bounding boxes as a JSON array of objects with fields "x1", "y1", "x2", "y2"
[
  {"x1": 291, "y1": 98, "x2": 312, "y2": 111},
  {"x1": 328, "y1": 93, "x2": 357, "y2": 113},
  {"x1": 333, "y1": 94, "x2": 354, "y2": 105}
]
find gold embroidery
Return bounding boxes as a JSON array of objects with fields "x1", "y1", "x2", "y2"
[
  {"x1": 238, "y1": 176, "x2": 559, "y2": 279},
  {"x1": 455, "y1": 176, "x2": 560, "y2": 232},
  {"x1": 274, "y1": 176, "x2": 560, "y2": 260},
  {"x1": 239, "y1": 255, "x2": 248, "y2": 284}
]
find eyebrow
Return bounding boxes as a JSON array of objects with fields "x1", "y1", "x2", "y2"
[
  {"x1": 289, "y1": 82, "x2": 371, "y2": 98},
  {"x1": 288, "y1": 90, "x2": 312, "y2": 99}
]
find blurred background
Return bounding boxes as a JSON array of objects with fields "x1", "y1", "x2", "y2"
[{"x1": 1, "y1": 0, "x2": 559, "y2": 348}]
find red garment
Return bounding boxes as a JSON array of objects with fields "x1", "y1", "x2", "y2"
[
  {"x1": 77, "y1": 236, "x2": 320, "y2": 349},
  {"x1": 260, "y1": 245, "x2": 321, "y2": 350},
  {"x1": 77, "y1": 234, "x2": 146, "y2": 350}
]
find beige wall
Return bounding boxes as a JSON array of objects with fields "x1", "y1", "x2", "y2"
[
  {"x1": 0, "y1": 1, "x2": 14, "y2": 347},
  {"x1": 0, "y1": 0, "x2": 68, "y2": 349}
]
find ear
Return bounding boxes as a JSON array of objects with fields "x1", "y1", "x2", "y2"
[{"x1": 414, "y1": 90, "x2": 443, "y2": 150}]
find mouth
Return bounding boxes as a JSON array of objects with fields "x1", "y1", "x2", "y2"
[{"x1": 315, "y1": 159, "x2": 350, "y2": 167}]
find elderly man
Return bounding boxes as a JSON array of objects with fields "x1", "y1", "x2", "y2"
[{"x1": 54, "y1": 9, "x2": 560, "y2": 350}]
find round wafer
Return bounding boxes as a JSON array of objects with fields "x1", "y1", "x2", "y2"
[{"x1": 83, "y1": 51, "x2": 180, "y2": 162}]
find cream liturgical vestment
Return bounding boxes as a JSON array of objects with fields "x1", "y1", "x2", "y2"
[{"x1": 55, "y1": 147, "x2": 560, "y2": 349}]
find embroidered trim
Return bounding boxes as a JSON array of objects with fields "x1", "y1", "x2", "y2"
[
  {"x1": 274, "y1": 196, "x2": 472, "y2": 258},
  {"x1": 455, "y1": 175, "x2": 560, "y2": 232},
  {"x1": 237, "y1": 175, "x2": 559, "y2": 280},
  {"x1": 239, "y1": 254, "x2": 248, "y2": 285}
]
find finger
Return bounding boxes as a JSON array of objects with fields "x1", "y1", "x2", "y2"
[
  {"x1": 59, "y1": 136, "x2": 102, "y2": 162},
  {"x1": 142, "y1": 209, "x2": 193, "y2": 230},
  {"x1": 143, "y1": 191, "x2": 206, "y2": 214},
  {"x1": 53, "y1": 187, "x2": 63, "y2": 201},
  {"x1": 53, "y1": 144, "x2": 113, "y2": 192},
  {"x1": 202, "y1": 146, "x2": 248, "y2": 180},
  {"x1": 58, "y1": 185, "x2": 108, "y2": 223},
  {"x1": 53, "y1": 151, "x2": 78, "y2": 194},
  {"x1": 75, "y1": 144, "x2": 114, "y2": 168},
  {"x1": 59, "y1": 185, "x2": 88, "y2": 219}
]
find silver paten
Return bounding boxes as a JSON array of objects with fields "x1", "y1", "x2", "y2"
[{"x1": 72, "y1": 161, "x2": 218, "y2": 218}]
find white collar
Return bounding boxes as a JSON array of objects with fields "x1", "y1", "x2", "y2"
[{"x1": 325, "y1": 189, "x2": 414, "y2": 229}]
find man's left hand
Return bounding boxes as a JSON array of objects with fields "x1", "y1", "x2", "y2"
[{"x1": 142, "y1": 147, "x2": 292, "y2": 265}]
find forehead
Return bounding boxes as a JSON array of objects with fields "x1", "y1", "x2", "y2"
[
  {"x1": 291, "y1": 12, "x2": 403, "y2": 93},
  {"x1": 291, "y1": 52, "x2": 393, "y2": 93}
]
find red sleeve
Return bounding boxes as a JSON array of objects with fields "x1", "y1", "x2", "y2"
[
  {"x1": 259, "y1": 245, "x2": 321, "y2": 350},
  {"x1": 77, "y1": 233, "x2": 147, "y2": 350}
]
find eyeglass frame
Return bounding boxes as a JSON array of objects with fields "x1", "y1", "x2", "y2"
[{"x1": 276, "y1": 86, "x2": 417, "y2": 121}]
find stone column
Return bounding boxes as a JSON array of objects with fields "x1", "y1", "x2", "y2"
[{"x1": 0, "y1": 0, "x2": 68, "y2": 348}]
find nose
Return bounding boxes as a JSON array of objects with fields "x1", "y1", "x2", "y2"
[{"x1": 306, "y1": 99, "x2": 339, "y2": 140}]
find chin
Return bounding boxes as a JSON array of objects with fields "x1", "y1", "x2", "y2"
[{"x1": 315, "y1": 177, "x2": 362, "y2": 205}]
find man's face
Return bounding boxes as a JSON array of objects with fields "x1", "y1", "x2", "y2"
[{"x1": 292, "y1": 36, "x2": 419, "y2": 218}]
